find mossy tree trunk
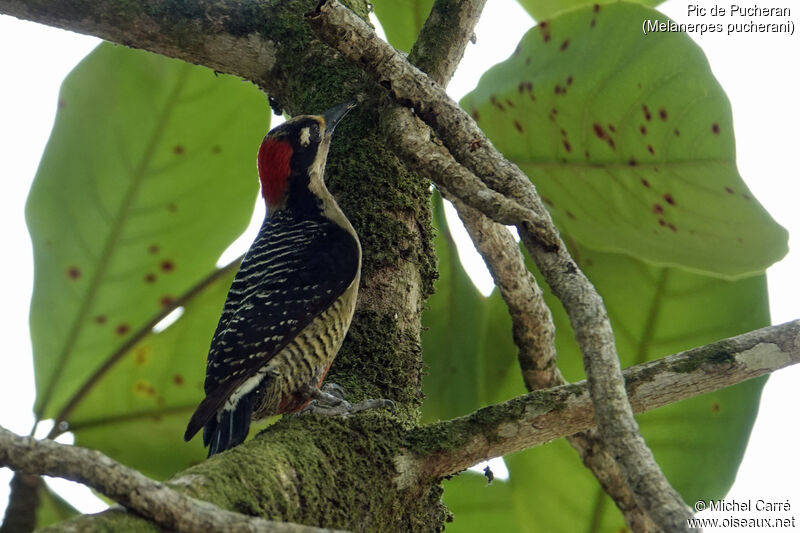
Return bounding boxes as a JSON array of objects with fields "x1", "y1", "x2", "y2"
[{"x1": 10, "y1": 0, "x2": 444, "y2": 531}]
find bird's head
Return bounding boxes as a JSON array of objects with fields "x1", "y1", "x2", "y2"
[{"x1": 257, "y1": 100, "x2": 356, "y2": 212}]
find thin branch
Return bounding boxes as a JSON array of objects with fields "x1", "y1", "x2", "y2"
[
  {"x1": 46, "y1": 255, "x2": 244, "y2": 439},
  {"x1": 407, "y1": 0, "x2": 486, "y2": 86},
  {"x1": 400, "y1": 9, "x2": 652, "y2": 527},
  {"x1": 448, "y1": 199, "x2": 658, "y2": 532},
  {"x1": 395, "y1": 319, "x2": 800, "y2": 486},
  {"x1": 306, "y1": 0, "x2": 555, "y2": 244},
  {"x1": 0, "y1": 0, "x2": 279, "y2": 89},
  {"x1": 399, "y1": 14, "x2": 652, "y2": 526},
  {"x1": 0, "y1": 426, "x2": 349, "y2": 533},
  {"x1": 307, "y1": 2, "x2": 693, "y2": 530},
  {"x1": 380, "y1": 108, "x2": 548, "y2": 229}
]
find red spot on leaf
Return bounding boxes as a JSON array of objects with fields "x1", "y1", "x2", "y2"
[
  {"x1": 652, "y1": 204, "x2": 664, "y2": 215},
  {"x1": 663, "y1": 193, "x2": 675, "y2": 206},
  {"x1": 504, "y1": 98, "x2": 515, "y2": 108},
  {"x1": 712, "y1": 123, "x2": 720, "y2": 134},
  {"x1": 173, "y1": 145, "x2": 184, "y2": 155},
  {"x1": 490, "y1": 94, "x2": 506, "y2": 111},
  {"x1": 642, "y1": 105, "x2": 652, "y2": 121},
  {"x1": 517, "y1": 82, "x2": 526, "y2": 94},
  {"x1": 58, "y1": 99, "x2": 66, "y2": 109},
  {"x1": 148, "y1": 244, "x2": 159, "y2": 255},
  {"x1": 94, "y1": 315, "x2": 107, "y2": 325},
  {"x1": 743, "y1": 194, "x2": 751, "y2": 201},
  {"x1": 116, "y1": 323, "x2": 130, "y2": 336},
  {"x1": 542, "y1": 196, "x2": 554, "y2": 207},
  {"x1": 525, "y1": 57, "x2": 531, "y2": 65},
  {"x1": 160, "y1": 295, "x2": 174, "y2": 307},
  {"x1": 674, "y1": 129, "x2": 680, "y2": 137},
  {"x1": 566, "y1": 211, "x2": 576, "y2": 220},
  {"x1": 513, "y1": 120, "x2": 524, "y2": 133},
  {"x1": 593, "y1": 123, "x2": 606, "y2": 138},
  {"x1": 640, "y1": 125, "x2": 647, "y2": 135},
  {"x1": 167, "y1": 203, "x2": 177, "y2": 213},
  {"x1": 160, "y1": 260, "x2": 175, "y2": 272},
  {"x1": 134, "y1": 347, "x2": 149, "y2": 366},
  {"x1": 647, "y1": 145, "x2": 655, "y2": 155},
  {"x1": 134, "y1": 380, "x2": 156, "y2": 396},
  {"x1": 144, "y1": 273, "x2": 156, "y2": 283},
  {"x1": 659, "y1": 108, "x2": 668, "y2": 121},
  {"x1": 668, "y1": 223, "x2": 677, "y2": 233},
  {"x1": 67, "y1": 266, "x2": 81, "y2": 280},
  {"x1": 641, "y1": 179, "x2": 650, "y2": 188},
  {"x1": 711, "y1": 402, "x2": 720, "y2": 413},
  {"x1": 658, "y1": 218, "x2": 667, "y2": 227},
  {"x1": 173, "y1": 374, "x2": 185, "y2": 386},
  {"x1": 607, "y1": 123, "x2": 615, "y2": 133},
  {"x1": 725, "y1": 186, "x2": 734, "y2": 194},
  {"x1": 471, "y1": 109, "x2": 480, "y2": 121},
  {"x1": 211, "y1": 145, "x2": 221, "y2": 154},
  {"x1": 560, "y1": 39, "x2": 570, "y2": 51},
  {"x1": 594, "y1": 3, "x2": 601, "y2": 11},
  {"x1": 562, "y1": 139, "x2": 572, "y2": 152},
  {"x1": 628, "y1": 158, "x2": 637, "y2": 166}
]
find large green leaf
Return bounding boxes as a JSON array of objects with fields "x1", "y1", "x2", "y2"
[
  {"x1": 371, "y1": 0, "x2": 433, "y2": 52},
  {"x1": 26, "y1": 44, "x2": 265, "y2": 441},
  {"x1": 517, "y1": 0, "x2": 664, "y2": 22},
  {"x1": 421, "y1": 196, "x2": 523, "y2": 422},
  {"x1": 443, "y1": 243, "x2": 769, "y2": 531},
  {"x1": 461, "y1": 3, "x2": 787, "y2": 278}
]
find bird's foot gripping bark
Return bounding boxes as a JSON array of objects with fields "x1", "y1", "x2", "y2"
[{"x1": 299, "y1": 383, "x2": 394, "y2": 417}]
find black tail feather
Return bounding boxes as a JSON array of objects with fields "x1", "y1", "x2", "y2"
[{"x1": 203, "y1": 390, "x2": 256, "y2": 457}]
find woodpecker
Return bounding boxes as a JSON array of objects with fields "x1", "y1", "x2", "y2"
[{"x1": 184, "y1": 100, "x2": 367, "y2": 456}]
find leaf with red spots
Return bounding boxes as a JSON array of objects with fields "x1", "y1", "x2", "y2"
[
  {"x1": 460, "y1": 3, "x2": 787, "y2": 278},
  {"x1": 26, "y1": 43, "x2": 266, "y2": 475},
  {"x1": 67, "y1": 267, "x2": 236, "y2": 477},
  {"x1": 518, "y1": 0, "x2": 664, "y2": 21},
  {"x1": 442, "y1": 240, "x2": 770, "y2": 533}
]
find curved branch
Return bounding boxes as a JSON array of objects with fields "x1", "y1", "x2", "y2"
[
  {"x1": 443, "y1": 203, "x2": 657, "y2": 531},
  {"x1": 0, "y1": 426, "x2": 349, "y2": 533},
  {"x1": 0, "y1": 0, "x2": 278, "y2": 89},
  {"x1": 307, "y1": 1, "x2": 695, "y2": 530},
  {"x1": 396, "y1": 320, "x2": 800, "y2": 485}
]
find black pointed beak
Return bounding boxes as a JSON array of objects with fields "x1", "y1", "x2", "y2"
[{"x1": 322, "y1": 99, "x2": 357, "y2": 134}]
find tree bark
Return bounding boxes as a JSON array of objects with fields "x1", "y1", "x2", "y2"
[{"x1": 0, "y1": 0, "x2": 441, "y2": 531}]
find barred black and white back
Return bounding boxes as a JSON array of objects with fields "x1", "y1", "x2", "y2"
[{"x1": 184, "y1": 207, "x2": 360, "y2": 455}]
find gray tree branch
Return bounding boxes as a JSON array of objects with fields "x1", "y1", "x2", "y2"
[
  {"x1": 306, "y1": 1, "x2": 694, "y2": 530},
  {"x1": 0, "y1": 426, "x2": 349, "y2": 533},
  {"x1": 396, "y1": 319, "x2": 800, "y2": 486},
  {"x1": 446, "y1": 201, "x2": 658, "y2": 532}
]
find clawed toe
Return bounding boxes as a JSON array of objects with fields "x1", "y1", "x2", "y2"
[{"x1": 298, "y1": 383, "x2": 393, "y2": 417}]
